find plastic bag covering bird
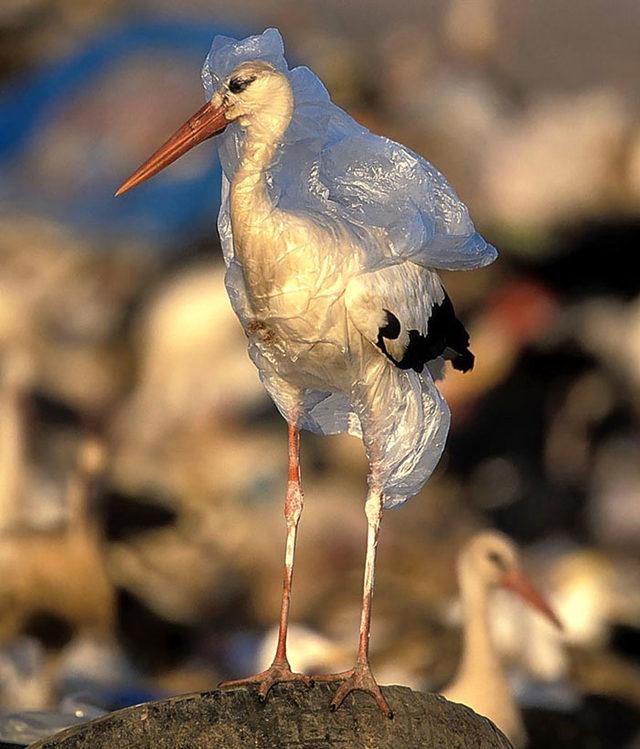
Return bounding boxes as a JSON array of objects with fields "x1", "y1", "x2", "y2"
[{"x1": 116, "y1": 28, "x2": 497, "y2": 717}]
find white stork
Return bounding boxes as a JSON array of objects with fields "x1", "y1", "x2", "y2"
[
  {"x1": 116, "y1": 28, "x2": 497, "y2": 717},
  {"x1": 443, "y1": 531, "x2": 562, "y2": 747}
]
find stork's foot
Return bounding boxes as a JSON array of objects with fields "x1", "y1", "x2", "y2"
[
  {"x1": 312, "y1": 661, "x2": 393, "y2": 719},
  {"x1": 219, "y1": 658, "x2": 312, "y2": 702}
]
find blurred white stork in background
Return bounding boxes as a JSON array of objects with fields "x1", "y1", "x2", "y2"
[
  {"x1": 442, "y1": 532, "x2": 562, "y2": 748},
  {"x1": 122, "y1": 265, "x2": 266, "y2": 438},
  {"x1": 116, "y1": 28, "x2": 496, "y2": 717}
]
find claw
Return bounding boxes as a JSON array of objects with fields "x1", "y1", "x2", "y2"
[
  {"x1": 219, "y1": 658, "x2": 312, "y2": 702},
  {"x1": 310, "y1": 662, "x2": 392, "y2": 718}
]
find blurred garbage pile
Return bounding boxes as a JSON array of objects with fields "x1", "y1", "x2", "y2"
[{"x1": 1, "y1": 1, "x2": 640, "y2": 746}]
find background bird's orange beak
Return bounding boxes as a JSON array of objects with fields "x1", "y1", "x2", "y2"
[
  {"x1": 115, "y1": 100, "x2": 229, "y2": 196},
  {"x1": 502, "y1": 569, "x2": 564, "y2": 631}
]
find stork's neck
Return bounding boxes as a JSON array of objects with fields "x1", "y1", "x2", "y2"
[
  {"x1": 456, "y1": 573, "x2": 504, "y2": 684},
  {"x1": 230, "y1": 90, "x2": 293, "y2": 242},
  {"x1": 445, "y1": 566, "x2": 526, "y2": 748},
  {"x1": 231, "y1": 136, "x2": 279, "y2": 217}
]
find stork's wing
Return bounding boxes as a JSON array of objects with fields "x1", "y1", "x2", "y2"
[
  {"x1": 319, "y1": 128, "x2": 496, "y2": 271},
  {"x1": 345, "y1": 262, "x2": 474, "y2": 374}
]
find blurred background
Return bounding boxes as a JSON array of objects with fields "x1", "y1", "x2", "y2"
[{"x1": 1, "y1": 0, "x2": 639, "y2": 746}]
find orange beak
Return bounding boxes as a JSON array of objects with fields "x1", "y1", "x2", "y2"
[
  {"x1": 115, "y1": 99, "x2": 229, "y2": 197},
  {"x1": 502, "y1": 569, "x2": 563, "y2": 631}
]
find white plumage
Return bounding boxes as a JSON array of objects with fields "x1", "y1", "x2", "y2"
[
  {"x1": 206, "y1": 29, "x2": 496, "y2": 505},
  {"x1": 443, "y1": 532, "x2": 562, "y2": 749},
  {"x1": 117, "y1": 27, "x2": 496, "y2": 717}
]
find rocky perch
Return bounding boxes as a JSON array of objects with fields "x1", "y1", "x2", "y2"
[{"x1": 29, "y1": 683, "x2": 512, "y2": 748}]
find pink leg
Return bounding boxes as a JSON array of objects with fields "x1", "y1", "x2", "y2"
[
  {"x1": 220, "y1": 422, "x2": 311, "y2": 700},
  {"x1": 313, "y1": 483, "x2": 392, "y2": 718}
]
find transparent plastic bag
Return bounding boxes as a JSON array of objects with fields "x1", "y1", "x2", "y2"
[{"x1": 201, "y1": 29, "x2": 496, "y2": 505}]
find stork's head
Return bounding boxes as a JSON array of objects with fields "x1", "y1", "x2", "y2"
[
  {"x1": 459, "y1": 531, "x2": 563, "y2": 630},
  {"x1": 214, "y1": 60, "x2": 293, "y2": 131},
  {"x1": 115, "y1": 60, "x2": 292, "y2": 196}
]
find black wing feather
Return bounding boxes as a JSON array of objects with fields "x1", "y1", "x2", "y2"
[{"x1": 376, "y1": 293, "x2": 474, "y2": 374}]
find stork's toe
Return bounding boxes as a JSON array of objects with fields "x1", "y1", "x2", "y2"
[
  {"x1": 314, "y1": 662, "x2": 393, "y2": 719},
  {"x1": 219, "y1": 658, "x2": 312, "y2": 702}
]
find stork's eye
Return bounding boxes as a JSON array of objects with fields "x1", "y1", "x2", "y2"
[
  {"x1": 487, "y1": 551, "x2": 507, "y2": 570},
  {"x1": 229, "y1": 76, "x2": 256, "y2": 94}
]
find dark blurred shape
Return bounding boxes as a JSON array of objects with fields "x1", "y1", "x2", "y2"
[
  {"x1": 115, "y1": 589, "x2": 190, "y2": 674},
  {"x1": 21, "y1": 613, "x2": 73, "y2": 652},
  {"x1": 449, "y1": 348, "x2": 603, "y2": 542},
  {"x1": 534, "y1": 220, "x2": 640, "y2": 301},
  {"x1": 610, "y1": 625, "x2": 640, "y2": 668},
  {"x1": 29, "y1": 391, "x2": 84, "y2": 431},
  {"x1": 524, "y1": 694, "x2": 640, "y2": 749},
  {"x1": 100, "y1": 489, "x2": 177, "y2": 542}
]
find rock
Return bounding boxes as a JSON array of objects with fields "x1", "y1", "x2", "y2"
[{"x1": 29, "y1": 683, "x2": 511, "y2": 749}]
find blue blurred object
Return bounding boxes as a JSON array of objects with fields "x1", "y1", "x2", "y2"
[
  {"x1": 0, "y1": 18, "x2": 244, "y2": 247},
  {"x1": 99, "y1": 685, "x2": 163, "y2": 711}
]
